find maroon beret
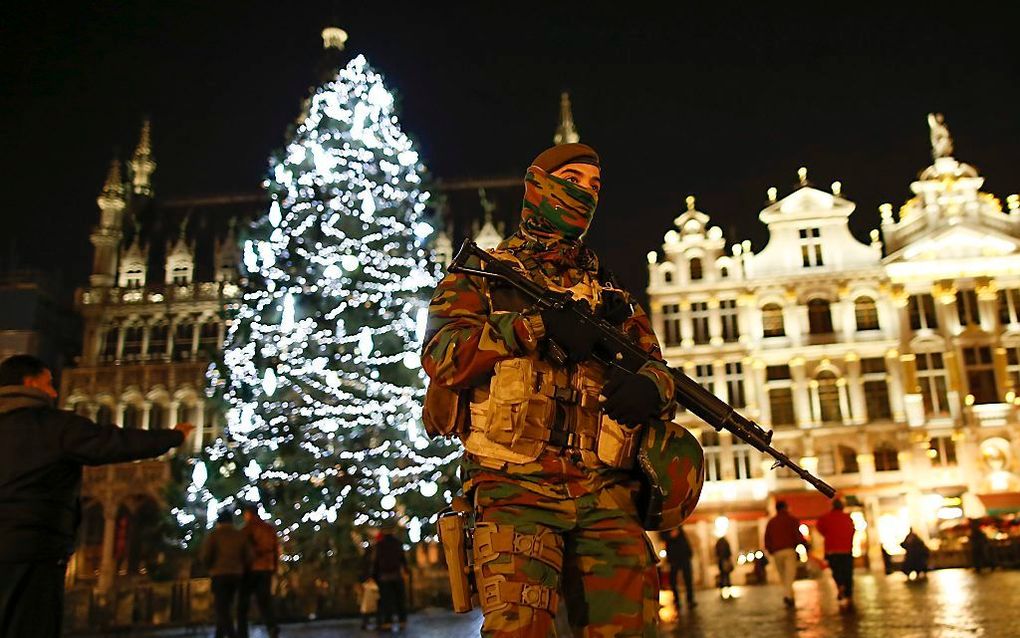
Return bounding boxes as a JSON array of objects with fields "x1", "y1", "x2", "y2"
[{"x1": 530, "y1": 143, "x2": 600, "y2": 173}]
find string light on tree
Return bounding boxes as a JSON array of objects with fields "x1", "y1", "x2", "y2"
[{"x1": 179, "y1": 37, "x2": 459, "y2": 567}]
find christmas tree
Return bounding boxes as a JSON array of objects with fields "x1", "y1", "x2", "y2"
[{"x1": 176, "y1": 51, "x2": 460, "y2": 567}]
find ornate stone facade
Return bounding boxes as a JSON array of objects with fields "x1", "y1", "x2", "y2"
[{"x1": 647, "y1": 115, "x2": 1020, "y2": 586}]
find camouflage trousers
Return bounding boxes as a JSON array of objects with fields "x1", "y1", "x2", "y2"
[{"x1": 469, "y1": 453, "x2": 659, "y2": 638}]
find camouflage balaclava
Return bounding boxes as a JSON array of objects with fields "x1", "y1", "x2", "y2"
[{"x1": 520, "y1": 166, "x2": 599, "y2": 243}]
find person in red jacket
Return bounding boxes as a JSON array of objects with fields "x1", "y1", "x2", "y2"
[
  {"x1": 816, "y1": 499, "x2": 856, "y2": 611},
  {"x1": 764, "y1": 500, "x2": 807, "y2": 608}
]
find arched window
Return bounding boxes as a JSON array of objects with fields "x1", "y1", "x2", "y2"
[
  {"x1": 874, "y1": 443, "x2": 900, "y2": 472},
  {"x1": 762, "y1": 303, "x2": 785, "y2": 337},
  {"x1": 808, "y1": 299, "x2": 834, "y2": 335},
  {"x1": 855, "y1": 297, "x2": 880, "y2": 331},
  {"x1": 102, "y1": 325, "x2": 120, "y2": 359},
  {"x1": 689, "y1": 257, "x2": 703, "y2": 281},
  {"x1": 173, "y1": 321, "x2": 194, "y2": 360},
  {"x1": 148, "y1": 323, "x2": 169, "y2": 360},
  {"x1": 838, "y1": 445, "x2": 859, "y2": 474},
  {"x1": 122, "y1": 325, "x2": 144, "y2": 358},
  {"x1": 663, "y1": 270, "x2": 674, "y2": 284},
  {"x1": 149, "y1": 403, "x2": 166, "y2": 430},
  {"x1": 96, "y1": 405, "x2": 114, "y2": 426},
  {"x1": 817, "y1": 371, "x2": 842, "y2": 423},
  {"x1": 720, "y1": 266, "x2": 729, "y2": 278},
  {"x1": 122, "y1": 404, "x2": 141, "y2": 429},
  {"x1": 199, "y1": 320, "x2": 221, "y2": 354}
]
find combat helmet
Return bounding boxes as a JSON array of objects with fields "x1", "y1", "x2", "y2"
[{"x1": 635, "y1": 419, "x2": 706, "y2": 531}]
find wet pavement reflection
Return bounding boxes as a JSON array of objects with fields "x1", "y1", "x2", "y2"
[{"x1": 92, "y1": 568, "x2": 1017, "y2": 637}]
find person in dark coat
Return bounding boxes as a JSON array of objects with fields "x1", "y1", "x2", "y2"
[
  {"x1": 202, "y1": 510, "x2": 254, "y2": 638},
  {"x1": 969, "y1": 519, "x2": 991, "y2": 572},
  {"x1": 901, "y1": 529, "x2": 930, "y2": 580},
  {"x1": 663, "y1": 526, "x2": 696, "y2": 611},
  {"x1": 373, "y1": 523, "x2": 409, "y2": 631},
  {"x1": 0, "y1": 354, "x2": 193, "y2": 638},
  {"x1": 238, "y1": 503, "x2": 280, "y2": 638},
  {"x1": 714, "y1": 536, "x2": 734, "y2": 599}
]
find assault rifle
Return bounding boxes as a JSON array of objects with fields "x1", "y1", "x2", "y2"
[{"x1": 449, "y1": 239, "x2": 836, "y2": 498}]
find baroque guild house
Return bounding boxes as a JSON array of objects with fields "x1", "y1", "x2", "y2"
[{"x1": 647, "y1": 115, "x2": 1020, "y2": 587}]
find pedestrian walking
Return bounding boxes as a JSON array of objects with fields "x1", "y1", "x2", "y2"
[
  {"x1": 816, "y1": 499, "x2": 856, "y2": 611},
  {"x1": 663, "y1": 526, "x2": 697, "y2": 611},
  {"x1": 714, "y1": 535, "x2": 734, "y2": 599},
  {"x1": 0, "y1": 354, "x2": 193, "y2": 638},
  {"x1": 969, "y1": 519, "x2": 991, "y2": 572},
  {"x1": 900, "y1": 529, "x2": 930, "y2": 580},
  {"x1": 373, "y1": 523, "x2": 408, "y2": 631},
  {"x1": 202, "y1": 510, "x2": 253, "y2": 638},
  {"x1": 764, "y1": 500, "x2": 807, "y2": 608},
  {"x1": 238, "y1": 503, "x2": 280, "y2": 638}
]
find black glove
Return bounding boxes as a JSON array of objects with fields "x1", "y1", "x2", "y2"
[
  {"x1": 540, "y1": 302, "x2": 602, "y2": 363},
  {"x1": 600, "y1": 373, "x2": 662, "y2": 425},
  {"x1": 597, "y1": 290, "x2": 633, "y2": 326}
]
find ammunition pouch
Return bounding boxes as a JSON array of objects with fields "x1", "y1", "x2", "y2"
[
  {"x1": 423, "y1": 383, "x2": 470, "y2": 439},
  {"x1": 464, "y1": 357, "x2": 644, "y2": 470},
  {"x1": 471, "y1": 522, "x2": 563, "y2": 614}
]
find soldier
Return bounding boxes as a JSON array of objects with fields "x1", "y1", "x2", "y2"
[{"x1": 423, "y1": 144, "x2": 701, "y2": 637}]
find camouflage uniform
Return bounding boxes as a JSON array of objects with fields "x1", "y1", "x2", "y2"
[{"x1": 423, "y1": 164, "x2": 691, "y2": 637}]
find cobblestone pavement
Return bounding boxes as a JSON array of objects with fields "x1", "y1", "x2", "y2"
[{"x1": 86, "y1": 568, "x2": 1019, "y2": 637}]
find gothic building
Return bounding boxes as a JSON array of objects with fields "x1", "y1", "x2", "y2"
[
  {"x1": 60, "y1": 121, "x2": 257, "y2": 593},
  {"x1": 647, "y1": 115, "x2": 1020, "y2": 587}
]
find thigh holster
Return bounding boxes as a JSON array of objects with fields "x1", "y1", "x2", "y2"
[{"x1": 472, "y1": 522, "x2": 563, "y2": 614}]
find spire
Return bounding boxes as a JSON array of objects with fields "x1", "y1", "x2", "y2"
[
  {"x1": 553, "y1": 92, "x2": 580, "y2": 145},
  {"x1": 90, "y1": 156, "x2": 126, "y2": 287},
  {"x1": 130, "y1": 118, "x2": 156, "y2": 197},
  {"x1": 96, "y1": 157, "x2": 126, "y2": 228},
  {"x1": 100, "y1": 157, "x2": 124, "y2": 200}
]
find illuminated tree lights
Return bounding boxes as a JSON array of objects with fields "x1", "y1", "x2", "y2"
[{"x1": 177, "y1": 54, "x2": 459, "y2": 561}]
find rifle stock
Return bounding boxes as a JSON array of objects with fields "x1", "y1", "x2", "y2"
[{"x1": 448, "y1": 239, "x2": 836, "y2": 498}]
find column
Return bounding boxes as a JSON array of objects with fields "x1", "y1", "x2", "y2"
[
  {"x1": 115, "y1": 404, "x2": 126, "y2": 428},
  {"x1": 846, "y1": 357, "x2": 867, "y2": 424},
  {"x1": 791, "y1": 359, "x2": 812, "y2": 427},
  {"x1": 994, "y1": 346, "x2": 1011, "y2": 400},
  {"x1": 886, "y1": 350, "x2": 907, "y2": 421},
  {"x1": 737, "y1": 294, "x2": 755, "y2": 347},
  {"x1": 169, "y1": 400, "x2": 180, "y2": 427},
  {"x1": 708, "y1": 298, "x2": 723, "y2": 347},
  {"x1": 837, "y1": 379, "x2": 853, "y2": 425},
  {"x1": 193, "y1": 399, "x2": 206, "y2": 453},
  {"x1": 97, "y1": 501, "x2": 118, "y2": 593},
  {"x1": 191, "y1": 321, "x2": 201, "y2": 358},
  {"x1": 784, "y1": 305, "x2": 803, "y2": 347},
  {"x1": 649, "y1": 301, "x2": 666, "y2": 345},
  {"x1": 680, "y1": 301, "x2": 694, "y2": 349},
  {"x1": 713, "y1": 359, "x2": 728, "y2": 404},
  {"x1": 141, "y1": 324, "x2": 151, "y2": 359},
  {"x1": 87, "y1": 404, "x2": 100, "y2": 421},
  {"x1": 857, "y1": 432, "x2": 876, "y2": 486},
  {"x1": 141, "y1": 402, "x2": 152, "y2": 430},
  {"x1": 809, "y1": 381, "x2": 822, "y2": 425},
  {"x1": 116, "y1": 328, "x2": 126, "y2": 361}
]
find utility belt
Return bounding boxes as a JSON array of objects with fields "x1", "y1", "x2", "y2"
[{"x1": 462, "y1": 357, "x2": 642, "y2": 470}]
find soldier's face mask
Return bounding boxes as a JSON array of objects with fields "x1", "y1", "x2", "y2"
[{"x1": 520, "y1": 166, "x2": 599, "y2": 242}]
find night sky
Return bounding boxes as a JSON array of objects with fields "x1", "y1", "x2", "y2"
[{"x1": 3, "y1": 4, "x2": 1018, "y2": 300}]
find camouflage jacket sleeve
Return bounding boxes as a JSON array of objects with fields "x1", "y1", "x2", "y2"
[
  {"x1": 422, "y1": 267, "x2": 542, "y2": 390},
  {"x1": 621, "y1": 300, "x2": 677, "y2": 413}
]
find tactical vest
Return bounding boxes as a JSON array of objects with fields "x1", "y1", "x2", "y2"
[{"x1": 462, "y1": 251, "x2": 642, "y2": 470}]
